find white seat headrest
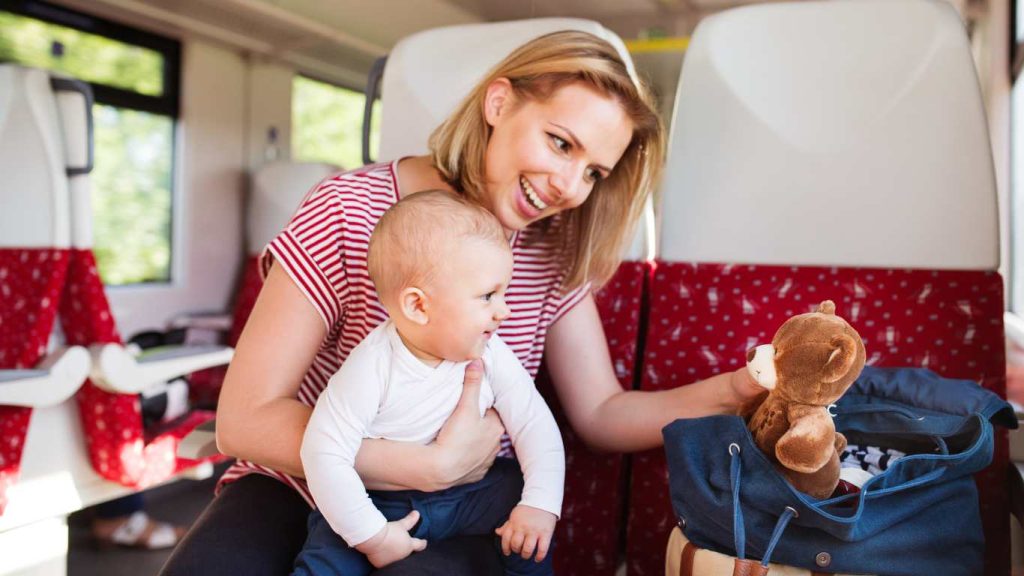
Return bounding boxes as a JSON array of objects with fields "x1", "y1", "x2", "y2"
[
  {"x1": 249, "y1": 161, "x2": 339, "y2": 253},
  {"x1": 0, "y1": 65, "x2": 70, "y2": 249},
  {"x1": 379, "y1": 18, "x2": 648, "y2": 260},
  {"x1": 660, "y1": 0, "x2": 997, "y2": 270},
  {"x1": 379, "y1": 18, "x2": 636, "y2": 162}
]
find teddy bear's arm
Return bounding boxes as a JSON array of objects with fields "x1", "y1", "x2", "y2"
[{"x1": 776, "y1": 405, "x2": 837, "y2": 473}]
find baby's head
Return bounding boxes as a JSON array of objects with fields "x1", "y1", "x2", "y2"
[{"x1": 368, "y1": 190, "x2": 513, "y2": 363}]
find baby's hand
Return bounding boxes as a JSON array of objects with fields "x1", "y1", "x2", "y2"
[
  {"x1": 356, "y1": 510, "x2": 427, "y2": 568},
  {"x1": 495, "y1": 505, "x2": 557, "y2": 562}
]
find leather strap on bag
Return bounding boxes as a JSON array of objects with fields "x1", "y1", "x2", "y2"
[
  {"x1": 678, "y1": 538, "x2": 833, "y2": 576},
  {"x1": 733, "y1": 558, "x2": 770, "y2": 576},
  {"x1": 679, "y1": 541, "x2": 699, "y2": 576}
]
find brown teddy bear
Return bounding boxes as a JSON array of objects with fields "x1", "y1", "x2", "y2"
[{"x1": 743, "y1": 300, "x2": 866, "y2": 499}]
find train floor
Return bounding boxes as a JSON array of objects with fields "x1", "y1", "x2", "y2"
[{"x1": 67, "y1": 464, "x2": 224, "y2": 576}]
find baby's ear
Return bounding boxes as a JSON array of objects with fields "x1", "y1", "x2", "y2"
[{"x1": 399, "y1": 287, "x2": 430, "y2": 325}]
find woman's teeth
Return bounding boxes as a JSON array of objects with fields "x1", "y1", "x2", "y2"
[{"x1": 520, "y1": 177, "x2": 548, "y2": 211}]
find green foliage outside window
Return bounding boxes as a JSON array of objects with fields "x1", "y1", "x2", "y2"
[
  {"x1": 91, "y1": 104, "x2": 173, "y2": 284},
  {"x1": 0, "y1": 11, "x2": 163, "y2": 96},
  {"x1": 1, "y1": 10, "x2": 173, "y2": 285},
  {"x1": 293, "y1": 75, "x2": 380, "y2": 169}
]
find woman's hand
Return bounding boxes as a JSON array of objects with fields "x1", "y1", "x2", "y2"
[
  {"x1": 724, "y1": 366, "x2": 767, "y2": 414},
  {"x1": 355, "y1": 360, "x2": 504, "y2": 491},
  {"x1": 432, "y1": 360, "x2": 505, "y2": 488}
]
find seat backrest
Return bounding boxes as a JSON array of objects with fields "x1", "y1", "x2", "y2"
[
  {"x1": 658, "y1": 0, "x2": 996, "y2": 270},
  {"x1": 378, "y1": 20, "x2": 645, "y2": 575},
  {"x1": 631, "y1": 2, "x2": 1006, "y2": 574},
  {"x1": 0, "y1": 65, "x2": 70, "y2": 250},
  {"x1": 0, "y1": 64, "x2": 76, "y2": 515},
  {"x1": 234, "y1": 160, "x2": 339, "y2": 341},
  {"x1": 248, "y1": 160, "x2": 340, "y2": 255},
  {"x1": 186, "y1": 160, "x2": 340, "y2": 406}
]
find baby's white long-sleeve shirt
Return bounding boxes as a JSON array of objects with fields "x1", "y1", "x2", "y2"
[{"x1": 301, "y1": 320, "x2": 565, "y2": 547}]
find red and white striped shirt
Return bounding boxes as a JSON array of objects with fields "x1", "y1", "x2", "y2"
[{"x1": 218, "y1": 160, "x2": 589, "y2": 506}]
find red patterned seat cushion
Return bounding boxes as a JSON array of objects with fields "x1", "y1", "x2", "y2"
[
  {"x1": 626, "y1": 263, "x2": 1007, "y2": 576},
  {"x1": 534, "y1": 261, "x2": 647, "y2": 576},
  {"x1": 59, "y1": 249, "x2": 223, "y2": 488},
  {"x1": 0, "y1": 248, "x2": 70, "y2": 515}
]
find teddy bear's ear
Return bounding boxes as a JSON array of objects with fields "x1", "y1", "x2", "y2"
[
  {"x1": 822, "y1": 333, "x2": 858, "y2": 383},
  {"x1": 817, "y1": 300, "x2": 836, "y2": 315}
]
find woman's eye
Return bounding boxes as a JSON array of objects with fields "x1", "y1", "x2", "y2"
[
  {"x1": 585, "y1": 167, "x2": 604, "y2": 183},
  {"x1": 549, "y1": 134, "x2": 570, "y2": 152}
]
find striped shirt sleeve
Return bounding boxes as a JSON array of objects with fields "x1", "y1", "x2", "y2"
[
  {"x1": 551, "y1": 280, "x2": 592, "y2": 325},
  {"x1": 261, "y1": 185, "x2": 349, "y2": 330}
]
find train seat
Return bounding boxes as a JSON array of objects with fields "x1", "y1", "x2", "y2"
[
  {"x1": 0, "y1": 65, "x2": 91, "y2": 518},
  {"x1": 379, "y1": 19, "x2": 650, "y2": 576},
  {"x1": 236, "y1": 161, "x2": 340, "y2": 344},
  {"x1": 45, "y1": 75, "x2": 232, "y2": 492},
  {"x1": 632, "y1": 1, "x2": 1006, "y2": 575},
  {"x1": 0, "y1": 63, "x2": 233, "y2": 526},
  {"x1": 186, "y1": 160, "x2": 339, "y2": 408}
]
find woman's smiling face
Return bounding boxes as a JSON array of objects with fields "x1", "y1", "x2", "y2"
[{"x1": 480, "y1": 79, "x2": 634, "y2": 234}]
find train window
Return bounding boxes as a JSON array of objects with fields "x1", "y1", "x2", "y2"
[
  {"x1": 91, "y1": 104, "x2": 174, "y2": 284},
  {"x1": 292, "y1": 75, "x2": 380, "y2": 169},
  {"x1": 0, "y1": 0, "x2": 180, "y2": 285}
]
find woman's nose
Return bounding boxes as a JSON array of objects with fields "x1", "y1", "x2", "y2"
[{"x1": 550, "y1": 163, "x2": 587, "y2": 205}]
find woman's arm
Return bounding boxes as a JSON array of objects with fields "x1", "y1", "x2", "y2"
[
  {"x1": 217, "y1": 263, "x2": 503, "y2": 489},
  {"x1": 216, "y1": 264, "x2": 324, "y2": 477},
  {"x1": 543, "y1": 293, "x2": 763, "y2": 453}
]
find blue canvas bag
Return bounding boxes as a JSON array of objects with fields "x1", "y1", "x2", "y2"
[{"x1": 663, "y1": 366, "x2": 1017, "y2": 576}]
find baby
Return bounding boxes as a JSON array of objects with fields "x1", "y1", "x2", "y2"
[{"x1": 292, "y1": 190, "x2": 565, "y2": 576}]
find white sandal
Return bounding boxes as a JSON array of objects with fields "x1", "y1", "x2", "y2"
[{"x1": 96, "y1": 511, "x2": 186, "y2": 550}]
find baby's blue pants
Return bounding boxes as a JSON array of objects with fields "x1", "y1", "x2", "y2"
[{"x1": 291, "y1": 458, "x2": 554, "y2": 576}]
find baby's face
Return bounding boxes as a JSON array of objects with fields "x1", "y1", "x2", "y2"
[{"x1": 424, "y1": 238, "x2": 513, "y2": 361}]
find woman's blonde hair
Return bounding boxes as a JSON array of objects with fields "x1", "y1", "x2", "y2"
[{"x1": 429, "y1": 30, "x2": 665, "y2": 291}]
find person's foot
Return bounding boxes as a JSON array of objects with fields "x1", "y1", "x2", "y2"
[{"x1": 92, "y1": 511, "x2": 187, "y2": 550}]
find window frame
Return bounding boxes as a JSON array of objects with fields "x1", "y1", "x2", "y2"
[
  {"x1": 0, "y1": 0, "x2": 180, "y2": 117},
  {"x1": 1013, "y1": 0, "x2": 1023, "y2": 311},
  {"x1": 1015, "y1": 0, "x2": 1022, "y2": 80}
]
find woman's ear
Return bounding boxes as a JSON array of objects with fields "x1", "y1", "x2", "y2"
[
  {"x1": 483, "y1": 78, "x2": 514, "y2": 128},
  {"x1": 399, "y1": 287, "x2": 429, "y2": 326}
]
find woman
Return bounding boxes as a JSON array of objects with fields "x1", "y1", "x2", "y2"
[{"x1": 160, "y1": 30, "x2": 762, "y2": 576}]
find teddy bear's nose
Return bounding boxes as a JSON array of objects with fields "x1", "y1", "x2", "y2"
[{"x1": 746, "y1": 347, "x2": 757, "y2": 363}]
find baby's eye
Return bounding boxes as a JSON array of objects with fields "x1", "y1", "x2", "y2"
[
  {"x1": 482, "y1": 292, "x2": 495, "y2": 302},
  {"x1": 549, "y1": 133, "x2": 570, "y2": 153}
]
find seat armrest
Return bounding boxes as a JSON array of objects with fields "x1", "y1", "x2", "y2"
[
  {"x1": 176, "y1": 418, "x2": 220, "y2": 460},
  {"x1": 90, "y1": 343, "x2": 234, "y2": 395},
  {"x1": 0, "y1": 346, "x2": 90, "y2": 407},
  {"x1": 167, "y1": 312, "x2": 233, "y2": 332}
]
